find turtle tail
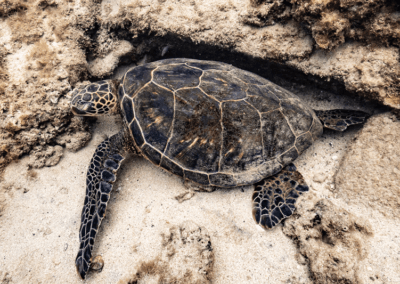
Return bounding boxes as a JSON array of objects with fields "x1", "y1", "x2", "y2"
[
  {"x1": 75, "y1": 129, "x2": 129, "y2": 279},
  {"x1": 314, "y1": 109, "x2": 370, "y2": 131}
]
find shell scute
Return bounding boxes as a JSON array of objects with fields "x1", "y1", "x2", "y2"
[
  {"x1": 262, "y1": 84, "x2": 295, "y2": 100},
  {"x1": 220, "y1": 100, "x2": 264, "y2": 173},
  {"x1": 134, "y1": 83, "x2": 174, "y2": 152},
  {"x1": 261, "y1": 110, "x2": 296, "y2": 159},
  {"x1": 277, "y1": 147, "x2": 299, "y2": 165},
  {"x1": 122, "y1": 97, "x2": 134, "y2": 124},
  {"x1": 186, "y1": 60, "x2": 232, "y2": 71},
  {"x1": 184, "y1": 170, "x2": 210, "y2": 185},
  {"x1": 124, "y1": 65, "x2": 154, "y2": 97},
  {"x1": 245, "y1": 85, "x2": 280, "y2": 113},
  {"x1": 230, "y1": 68, "x2": 266, "y2": 85},
  {"x1": 164, "y1": 88, "x2": 221, "y2": 173},
  {"x1": 141, "y1": 144, "x2": 162, "y2": 165},
  {"x1": 153, "y1": 64, "x2": 202, "y2": 91},
  {"x1": 235, "y1": 159, "x2": 282, "y2": 185},
  {"x1": 200, "y1": 70, "x2": 247, "y2": 101},
  {"x1": 209, "y1": 173, "x2": 236, "y2": 187},
  {"x1": 280, "y1": 98, "x2": 314, "y2": 136},
  {"x1": 310, "y1": 119, "x2": 323, "y2": 140},
  {"x1": 160, "y1": 157, "x2": 184, "y2": 178},
  {"x1": 129, "y1": 120, "x2": 144, "y2": 147},
  {"x1": 295, "y1": 132, "x2": 313, "y2": 154}
]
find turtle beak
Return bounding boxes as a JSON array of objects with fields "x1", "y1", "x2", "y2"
[{"x1": 71, "y1": 101, "x2": 95, "y2": 116}]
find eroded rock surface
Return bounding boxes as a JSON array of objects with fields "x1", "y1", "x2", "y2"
[
  {"x1": 119, "y1": 221, "x2": 214, "y2": 284},
  {"x1": 335, "y1": 112, "x2": 400, "y2": 218},
  {"x1": 283, "y1": 195, "x2": 373, "y2": 284},
  {"x1": 243, "y1": 0, "x2": 400, "y2": 50},
  {"x1": 0, "y1": 0, "x2": 93, "y2": 170}
]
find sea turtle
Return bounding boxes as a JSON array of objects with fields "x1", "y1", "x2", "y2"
[{"x1": 70, "y1": 58, "x2": 369, "y2": 279}]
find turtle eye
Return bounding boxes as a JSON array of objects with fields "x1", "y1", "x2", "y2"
[{"x1": 83, "y1": 93, "x2": 91, "y2": 101}]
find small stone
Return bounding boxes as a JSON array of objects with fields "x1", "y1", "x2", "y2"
[
  {"x1": 49, "y1": 96, "x2": 58, "y2": 104},
  {"x1": 91, "y1": 255, "x2": 104, "y2": 271},
  {"x1": 56, "y1": 68, "x2": 69, "y2": 80},
  {"x1": 43, "y1": 228, "x2": 52, "y2": 236},
  {"x1": 52, "y1": 257, "x2": 61, "y2": 266},
  {"x1": 313, "y1": 173, "x2": 326, "y2": 183},
  {"x1": 48, "y1": 91, "x2": 60, "y2": 104}
]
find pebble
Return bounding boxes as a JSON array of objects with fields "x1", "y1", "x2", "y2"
[{"x1": 313, "y1": 173, "x2": 326, "y2": 183}]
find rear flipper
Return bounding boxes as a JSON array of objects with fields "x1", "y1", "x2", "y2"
[
  {"x1": 314, "y1": 109, "x2": 370, "y2": 131},
  {"x1": 75, "y1": 130, "x2": 128, "y2": 279},
  {"x1": 252, "y1": 163, "x2": 308, "y2": 229}
]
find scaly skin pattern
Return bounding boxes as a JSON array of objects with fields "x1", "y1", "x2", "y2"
[
  {"x1": 314, "y1": 109, "x2": 370, "y2": 131},
  {"x1": 252, "y1": 163, "x2": 309, "y2": 229},
  {"x1": 70, "y1": 80, "x2": 118, "y2": 116},
  {"x1": 75, "y1": 130, "x2": 129, "y2": 279}
]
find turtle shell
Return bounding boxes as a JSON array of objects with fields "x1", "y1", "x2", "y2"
[{"x1": 119, "y1": 58, "x2": 323, "y2": 187}]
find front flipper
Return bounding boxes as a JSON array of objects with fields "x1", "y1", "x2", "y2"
[
  {"x1": 252, "y1": 163, "x2": 309, "y2": 229},
  {"x1": 314, "y1": 109, "x2": 370, "y2": 131},
  {"x1": 75, "y1": 130, "x2": 128, "y2": 279}
]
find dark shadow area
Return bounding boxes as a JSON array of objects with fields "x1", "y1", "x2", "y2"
[
  {"x1": 87, "y1": 30, "x2": 390, "y2": 113},
  {"x1": 91, "y1": 30, "x2": 349, "y2": 93}
]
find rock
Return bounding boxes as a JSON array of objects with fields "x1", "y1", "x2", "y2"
[
  {"x1": 119, "y1": 221, "x2": 214, "y2": 284},
  {"x1": 55, "y1": 131, "x2": 91, "y2": 152},
  {"x1": 283, "y1": 194, "x2": 373, "y2": 284},
  {"x1": 335, "y1": 112, "x2": 400, "y2": 218},
  {"x1": 28, "y1": 145, "x2": 64, "y2": 168},
  {"x1": 88, "y1": 40, "x2": 134, "y2": 77}
]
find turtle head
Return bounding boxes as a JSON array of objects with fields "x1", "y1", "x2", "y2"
[{"x1": 70, "y1": 80, "x2": 118, "y2": 116}]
